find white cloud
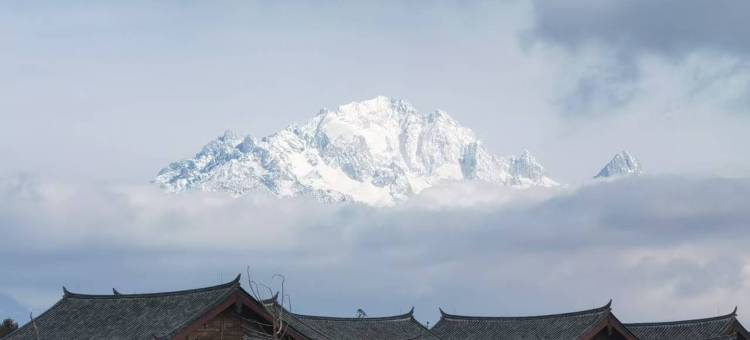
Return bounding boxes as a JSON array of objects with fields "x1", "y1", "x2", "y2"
[{"x1": 1, "y1": 174, "x2": 749, "y2": 325}]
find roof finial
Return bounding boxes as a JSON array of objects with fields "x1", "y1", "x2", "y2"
[
  {"x1": 262, "y1": 291, "x2": 279, "y2": 305},
  {"x1": 62, "y1": 286, "x2": 71, "y2": 297},
  {"x1": 231, "y1": 273, "x2": 241, "y2": 286},
  {"x1": 113, "y1": 288, "x2": 121, "y2": 295},
  {"x1": 605, "y1": 299, "x2": 612, "y2": 309},
  {"x1": 732, "y1": 306, "x2": 738, "y2": 316},
  {"x1": 439, "y1": 308, "x2": 447, "y2": 316},
  {"x1": 407, "y1": 306, "x2": 415, "y2": 316}
]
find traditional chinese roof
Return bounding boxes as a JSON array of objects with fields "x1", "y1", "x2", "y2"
[
  {"x1": 625, "y1": 308, "x2": 749, "y2": 340},
  {"x1": 290, "y1": 309, "x2": 440, "y2": 340},
  {"x1": 431, "y1": 300, "x2": 637, "y2": 340},
  {"x1": 262, "y1": 297, "x2": 438, "y2": 340},
  {"x1": 3, "y1": 275, "x2": 288, "y2": 340}
]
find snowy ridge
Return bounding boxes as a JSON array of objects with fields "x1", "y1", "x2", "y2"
[
  {"x1": 155, "y1": 96, "x2": 558, "y2": 206},
  {"x1": 594, "y1": 151, "x2": 643, "y2": 179}
]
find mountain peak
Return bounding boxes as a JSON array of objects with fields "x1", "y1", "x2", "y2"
[
  {"x1": 155, "y1": 97, "x2": 558, "y2": 206},
  {"x1": 334, "y1": 96, "x2": 413, "y2": 116},
  {"x1": 594, "y1": 150, "x2": 642, "y2": 179},
  {"x1": 509, "y1": 150, "x2": 558, "y2": 187}
]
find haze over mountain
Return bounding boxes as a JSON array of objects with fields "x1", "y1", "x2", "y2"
[
  {"x1": 595, "y1": 151, "x2": 643, "y2": 179},
  {"x1": 155, "y1": 97, "x2": 558, "y2": 206}
]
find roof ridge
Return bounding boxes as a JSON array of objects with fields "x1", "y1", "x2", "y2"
[
  {"x1": 291, "y1": 307, "x2": 415, "y2": 322},
  {"x1": 63, "y1": 274, "x2": 241, "y2": 300},
  {"x1": 438, "y1": 302, "x2": 611, "y2": 321},
  {"x1": 625, "y1": 309, "x2": 737, "y2": 327},
  {"x1": 161, "y1": 277, "x2": 243, "y2": 338}
]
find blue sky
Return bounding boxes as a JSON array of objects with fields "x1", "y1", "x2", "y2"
[{"x1": 1, "y1": 0, "x2": 750, "y2": 327}]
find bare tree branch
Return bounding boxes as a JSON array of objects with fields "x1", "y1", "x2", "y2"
[
  {"x1": 246, "y1": 267, "x2": 293, "y2": 340},
  {"x1": 29, "y1": 312, "x2": 40, "y2": 340}
]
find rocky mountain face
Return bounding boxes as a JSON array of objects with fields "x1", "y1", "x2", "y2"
[
  {"x1": 155, "y1": 96, "x2": 558, "y2": 206},
  {"x1": 594, "y1": 151, "x2": 643, "y2": 179}
]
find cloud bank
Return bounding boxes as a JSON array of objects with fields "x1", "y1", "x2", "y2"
[
  {"x1": 533, "y1": 0, "x2": 750, "y2": 59},
  {"x1": 529, "y1": 0, "x2": 750, "y2": 122},
  {"x1": 1, "y1": 175, "x2": 749, "y2": 325}
]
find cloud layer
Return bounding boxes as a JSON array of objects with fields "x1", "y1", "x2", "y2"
[
  {"x1": 1, "y1": 175, "x2": 749, "y2": 325},
  {"x1": 533, "y1": 0, "x2": 750, "y2": 58},
  {"x1": 531, "y1": 0, "x2": 750, "y2": 118}
]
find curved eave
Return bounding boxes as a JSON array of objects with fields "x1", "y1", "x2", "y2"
[
  {"x1": 625, "y1": 307, "x2": 738, "y2": 327},
  {"x1": 291, "y1": 306, "x2": 415, "y2": 322},
  {"x1": 438, "y1": 301, "x2": 612, "y2": 322},
  {"x1": 260, "y1": 292, "x2": 280, "y2": 306},
  {"x1": 61, "y1": 274, "x2": 241, "y2": 300}
]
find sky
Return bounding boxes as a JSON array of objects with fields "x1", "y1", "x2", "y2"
[
  {"x1": 1, "y1": 0, "x2": 749, "y2": 183},
  {"x1": 1, "y1": 0, "x2": 750, "y2": 328}
]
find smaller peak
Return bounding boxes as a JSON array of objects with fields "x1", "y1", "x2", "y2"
[
  {"x1": 614, "y1": 150, "x2": 635, "y2": 161},
  {"x1": 512, "y1": 149, "x2": 539, "y2": 165},
  {"x1": 282, "y1": 122, "x2": 302, "y2": 135},
  {"x1": 237, "y1": 136, "x2": 256, "y2": 153},
  {"x1": 595, "y1": 150, "x2": 643, "y2": 179},
  {"x1": 426, "y1": 109, "x2": 457, "y2": 123},
  {"x1": 220, "y1": 130, "x2": 241, "y2": 142}
]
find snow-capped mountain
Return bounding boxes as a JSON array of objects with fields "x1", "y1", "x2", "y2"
[
  {"x1": 594, "y1": 151, "x2": 643, "y2": 179},
  {"x1": 155, "y1": 96, "x2": 557, "y2": 206}
]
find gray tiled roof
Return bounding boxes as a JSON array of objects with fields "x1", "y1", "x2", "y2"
[
  {"x1": 625, "y1": 308, "x2": 749, "y2": 340},
  {"x1": 262, "y1": 298, "x2": 438, "y2": 340},
  {"x1": 4, "y1": 275, "x2": 243, "y2": 340},
  {"x1": 288, "y1": 309, "x2": 440, "y2": 340},
  {"x1": 431, "y1": 302, "x2": 616, "y2": 340}
]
